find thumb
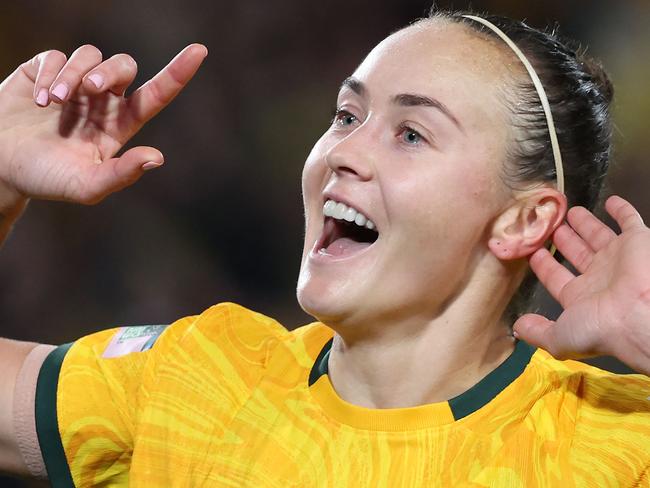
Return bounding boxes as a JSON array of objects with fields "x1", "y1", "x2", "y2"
[
  {"x1": 82, "y1": 146, "x2": 164, "y2": 204},
  {"x1": 513, "y1": 313, "x2": 560, "y2": 357}
]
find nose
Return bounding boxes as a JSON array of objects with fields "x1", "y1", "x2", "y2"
[{"x1": 324, "y1": 128, "x2": 374, "y2": 181}]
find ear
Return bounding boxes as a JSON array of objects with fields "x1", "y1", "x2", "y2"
[{"x1": 488, "y1": 188, "x2": 567, "y2": 260}]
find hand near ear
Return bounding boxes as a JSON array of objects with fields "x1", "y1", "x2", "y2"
[{"x1": 513, "y1": 196, "x2": 650, "y2": 375}]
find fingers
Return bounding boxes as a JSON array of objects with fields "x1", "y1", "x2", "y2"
[
  {"x1": 81, "y1": 53, "x2": 138, "y2": 96},
  {"x1": 75, "y1": 146, "x2": 164, "y2": 205},
  {"x1": 552, "y1": 223, "x2": 593, "y2": 274},
  {"x1": 552, "y1": 196, "x2": 645, "y2": 272},
  {"x1": 512, "y1": 313, "x2": 560, "y2": 355},
  {"x1": 529, "y1": 247, "x2": 575, "y2": 307},
  {"x1": 24, "y1": 43, "x2": 206, "y2": 120},
  {"x1": 566, "y1": 206, "x2": 616, "y2": 252},
  {"x1": 26, "y1": 46, "x2": 140, "y2": 107},
  {"x1": 29, "y1": 50, "x2": 68, "y2": 107},
  {"x1": 48, "y1": 45, "x2": 103, "y2": 103},
  {"x1": 127, "y1": 43, "x2": 208, "y2": 124},
  {"x1": 606, "y1": 195, "x2": 645, "y2": 233}
]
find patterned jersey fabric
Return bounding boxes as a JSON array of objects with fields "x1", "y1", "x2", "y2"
[{"x1": 34, "y1": 302, "x2": 650, "y2": 487}]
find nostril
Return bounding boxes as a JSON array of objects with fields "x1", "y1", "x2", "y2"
[
  {"x1": 327, "y1": 158, "x2": 373, "y2": 181},
  {"x1": 324, "y1": 142, "x2": 373, "y2": 180},
  {"x1": 338, "y1": 165, "x2": 359, "y2": 175}
]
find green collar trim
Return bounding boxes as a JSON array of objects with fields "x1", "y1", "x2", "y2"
[
  {"x1": 447, "y1": 339, "x2": 537, "y2": 419},
  {"x1": 308, "y1": 337, "x2": 333, "y2": 387},
  {"x1": 35, "y1": 342, "x2": 75, "y2": 488},
  {"x1": 308, "y1": 337, "x2": 536, "y2": 421}
]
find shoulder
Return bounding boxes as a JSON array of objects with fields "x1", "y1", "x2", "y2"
[
  {"x1": 184, "y1": 303, "x2": 335, "y2": 374},
  {"x1": 148, "y1": 302, "x2": 293, "y2": 371},
  {"x1": 171, "y1": 302, "x2": 334, "y2": 357},
  {"x1": 57, "y1": 303, "x2": 296, "y2": 401},
  {"x1": 532, "y1": 348, "x2": 650, "y2": 413},
  {"x1": 566, "y1": 358, "x2": 650, "y2": 434},
  {"x1": 70, "y1": 302, "x2": 330, "y2": 381},
  {"x1": 531, "y1": 348, "x2": 650, "y2": 462}
]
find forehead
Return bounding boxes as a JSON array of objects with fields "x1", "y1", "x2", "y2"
[
  {"x1": 349, "y1": 20, "x2": 515, "y2": 130},
  {"x1": 354, "y1": 20, "x2": 513, "y2": 90}
]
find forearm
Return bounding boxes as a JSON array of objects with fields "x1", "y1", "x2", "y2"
[
  {"x1": 0, "y1": 182, "x2": 38, "y2": 476},
  {"x1": 0, "y1": 338, "x2": 39, "y2": 477}
]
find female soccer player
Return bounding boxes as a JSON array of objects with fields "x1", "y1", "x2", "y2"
[{"x1": 1, "y1": 9, "x2": 650, "y2": 487}]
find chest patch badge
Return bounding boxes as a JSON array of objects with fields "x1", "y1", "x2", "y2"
[{"x1": 102, "y1": 325, "x2": 169, "y2": 358}]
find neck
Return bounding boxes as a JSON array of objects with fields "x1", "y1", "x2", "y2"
[{"x1": 326, "y1": 257, "x2": 524, "y2": 409}]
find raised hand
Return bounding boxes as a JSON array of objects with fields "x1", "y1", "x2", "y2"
[
  {"x1": 513, "y1": 195, "x2": 650, "y2": 376},
  {"x1": 0, "y1": 43, "x2": 208, "y2": 207}
]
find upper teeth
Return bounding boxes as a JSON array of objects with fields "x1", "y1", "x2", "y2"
[{"x1": 323, "y1": 199, "x2": 376, "y2": 231}]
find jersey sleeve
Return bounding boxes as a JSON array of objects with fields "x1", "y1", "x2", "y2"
[
  {"x1": 570, "y1": 368, "x2": 650, "y2": 484},
  {"x1": 32, "y1": 315, "x2": 196, "y2": 488},
  {"x1": 14, "y1": 302, "x2": 288, "y2": 487}
]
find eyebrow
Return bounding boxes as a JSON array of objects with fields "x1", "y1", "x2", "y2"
[
  {"x1": 340, "y1": 77, "x2": 366, "y2": 97},
  {"x1": 339, "y1": 77, "x2": 463, "y2": 131}
]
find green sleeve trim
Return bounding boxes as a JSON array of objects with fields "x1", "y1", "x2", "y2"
[{"x1": 35, "y1": 342, "x2": 75, "y2": 488}]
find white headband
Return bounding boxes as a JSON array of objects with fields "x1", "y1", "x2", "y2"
[{"x1": 463, "y1": 15, "x2": 565, "y2": 255}]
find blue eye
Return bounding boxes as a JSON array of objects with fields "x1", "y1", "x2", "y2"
[
  {"x1": 332, "y1": 108, "x2": 358, "y2": 127},
  {"x1": 398, "y1": 123, "x2": 426, "y2": 146},
  {"x1": 403, "y1": 129, "x2": 421, "y2": 144}
]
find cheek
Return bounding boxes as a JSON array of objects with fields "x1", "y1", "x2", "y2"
[
  {"x1": 301, "y1": 137, "x2": 331, "y2": 244},
  {"x1": 387, "y1": 162, "x2": 498, "y2": 247},
  {"x1": 301, "y1": 136, "x2": 330, "y2": 197}
]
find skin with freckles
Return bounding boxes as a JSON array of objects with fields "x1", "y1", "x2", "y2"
[{"x1": 297, "y1": 20, "x2": 567, "y2": 408}]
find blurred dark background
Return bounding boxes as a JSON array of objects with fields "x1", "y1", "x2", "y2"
[{"x1": 1, "y1": 0, "x2": 648, "y2": 485}]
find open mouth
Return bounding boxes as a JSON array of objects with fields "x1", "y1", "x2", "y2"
[{"x1": 315, "y1": 199, "x2": 379, "y2": 258}]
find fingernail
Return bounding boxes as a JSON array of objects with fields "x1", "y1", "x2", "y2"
[
  {"x1": 512, "y1": 330, "x2": 520, "y2": 339},
  {"x1": 87, "y1": 73, "x2": 104, "y2": 89},
  {"x1": 142, "y1": 161, "x2": 163, "y2": 171},
  {"x1": 51, "y1": 83, "x2": 69, "y2": 101},
  {"x1": 36, "y1": 88, "x2": 49, "y2": 106}
]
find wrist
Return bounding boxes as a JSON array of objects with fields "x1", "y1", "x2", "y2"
[
  {"x1": 613, "y1": 306, "x2": 650, "y2": 377},
  {"x1": 0, "y1": 176, "x2": 27, "y2": 216},
  {"x1": 0, "y1": 183, "x2": 28, "y2": 245}
]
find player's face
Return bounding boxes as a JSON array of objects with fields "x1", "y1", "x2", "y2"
[{"x1": 297, "y1": 20, "x2": 514, "y2": 329}]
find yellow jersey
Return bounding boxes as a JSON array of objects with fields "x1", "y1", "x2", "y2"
[{"x1": 33, "y1": 303, "x2": 650, "y2": 487}]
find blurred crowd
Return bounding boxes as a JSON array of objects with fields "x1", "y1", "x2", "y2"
[{"x1": 0, "y1": 1, "x2": 648, "y2": 484}]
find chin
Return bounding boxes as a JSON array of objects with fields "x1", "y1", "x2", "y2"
[
  {"x1": 297, "y1": 276, "x2": 339, "y2": 324},
  {"x1": 296, "y1": 270, "x2": 358, "y2": 326}
]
